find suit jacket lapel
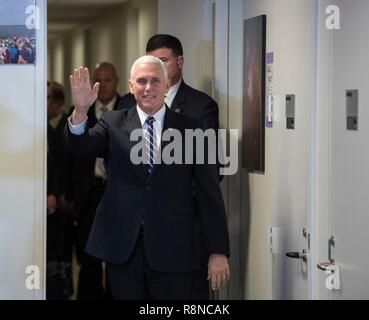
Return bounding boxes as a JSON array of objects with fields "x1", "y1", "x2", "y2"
[
  {"x1": 160, "y1": 106, "x2": 177, "y2": 151},
  {"x1": 123, "y1": 106, "x2": 142, "y2": 134},
  {"x1": 113, "y1": 94, "x2": 121, "y2": 110},
  {"x1": 170, "y1": 80, "x2": 186, "y2": 114},
  {"x1": 87, "y1": 104, "x2": 98, "y2": 127}
]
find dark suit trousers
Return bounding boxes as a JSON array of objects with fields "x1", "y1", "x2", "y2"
[
  {"x1": 106, "y1": 228, "x2": 194, "y2": 300},
  {"x1": 191, "y1": 255, "x2": 209, "y2": 300},
  {"x1": 76, "y1": 178, "x2": 111, "y2": 300},
  {"x1": 191, "y1": 201, "x2": 210, "y2": 300}
]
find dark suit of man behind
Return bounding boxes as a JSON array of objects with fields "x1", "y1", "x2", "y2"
[
  {"x1": 47, "y1": 82, "x2": 74, "y2": 300},
  {"x1": 65, "y1": 56, "x2": 230, "y2": 299}
]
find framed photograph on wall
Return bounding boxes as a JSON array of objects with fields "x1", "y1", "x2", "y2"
[
  {"x1": 242, "y1": 15, "x2": 266, "y2": 173},
  {"x1": 0, "y1": 0, "x2": 36, "y2": 65}
]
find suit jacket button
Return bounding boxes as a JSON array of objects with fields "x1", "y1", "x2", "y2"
[{"x1": 145, "y1": 185, "x2": 152, "y2": 191}]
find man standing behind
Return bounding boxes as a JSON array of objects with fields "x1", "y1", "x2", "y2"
[
  {"x1": 119, "y1": 34, "x2": 221, "y2": 299},
  {"x1": 70, "y1": 62, "x2": 121, "y2": 300},
  {"x1": 47, "y1": 81, "x2": 71, "y2": 209},
  {"x1": 65, "y1": 56, "x2": 230, "y2": 299},
  {"x1": 47, "y1": 81, "x2": 74, "y2": 299}
]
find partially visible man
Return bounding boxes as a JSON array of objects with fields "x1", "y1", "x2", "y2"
[
  {"x1": 46, "y1": 81, "x2": 74, "y2": 299},
  {"x1": 47, "y1": 82, "x2": 73, "y2": 212},
  {"x1": 65, "y1": 56, "x2": 230, "y2": 300},
  {"x1": 70, "y1": 62, "x2": 121, "y2": 300},
  {"x1": 119, "y1": 34, "x2": 221, "y2": 299}
]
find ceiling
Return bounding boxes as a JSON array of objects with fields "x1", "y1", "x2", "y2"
[{"x1": 47, "y1": 0, "x2": 130, "y2": 40}]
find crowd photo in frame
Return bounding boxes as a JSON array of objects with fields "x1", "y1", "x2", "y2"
[{"x1": 0, "y1": 0, "x2": 36, "y2": 65}]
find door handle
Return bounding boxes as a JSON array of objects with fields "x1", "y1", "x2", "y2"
[
  {"x1": 286, "y1": 249, "x2": 308, "y2": 262},
  {"x1": 317, "y1": 260, "x2": 340, "y2": 290},
  {"x1": 317, "y1": 236, "x2": 337, "y2": 271},
  {"x1": 317, "y1": 261, "x2": 335, "y2": 271}
]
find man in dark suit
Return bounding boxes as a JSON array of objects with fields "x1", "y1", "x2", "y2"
[
  {"x1": 119, "y1": 34, "x2": 221, "y2": 299},
  {"x1": 47, "y1": 81, "x2": 74, "y2": 299},
  {"x1": 47, "y1": 82, "x2": 74, "y2": 260},
  {"x1": 47, "y1": 82, "x2": 70, "y2": 202},
  {"x1": 70, "y1": 62, "x2": 121, "y2": 299},
  {"x1": 65, "y1": 56, "x2": 230, "y2": 299}
]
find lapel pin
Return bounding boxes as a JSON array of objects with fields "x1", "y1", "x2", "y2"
[{"x1": 174, "y1": 107, "x2": 181, "y2": 113}]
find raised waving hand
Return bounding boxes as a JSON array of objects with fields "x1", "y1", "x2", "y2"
[{"x1": 70, "y1": 67, "x2": 100, "y2": 124}]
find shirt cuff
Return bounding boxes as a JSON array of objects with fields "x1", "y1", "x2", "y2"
[{"x1": 67, "y1": 115, "x2": 88, "y2": 135}]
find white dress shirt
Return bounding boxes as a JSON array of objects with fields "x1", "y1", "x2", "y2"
[
  {"x1": 95, "y1": 96, "x2": 117, "y2": 120},
  {"x1": 164, "y1": 79, "x2": 181, "y2": 108},
  {"x1": 136, "y1": 104, "x2": 166, "y2": 151}
]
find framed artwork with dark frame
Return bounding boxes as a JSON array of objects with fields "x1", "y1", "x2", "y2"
[{"x1": 242, "y1": 15, "x2": 266, "y2": 173}]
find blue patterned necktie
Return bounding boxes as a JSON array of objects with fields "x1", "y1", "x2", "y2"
[{"x1": 144, "y1": 116, "x2": 156, "y2": 174}]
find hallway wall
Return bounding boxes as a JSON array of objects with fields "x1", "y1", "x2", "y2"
[
  {"x1": 225, "y1": 0, "x2": 315, "y2": 299},
  {"x1": 158, "y1": 0, "x2": 215, "y2": 95},
  {"x1": 0, "y1": 0, "x2": 46, "y2": 299},
  {"x1": 315, "y1": 0, "x2": 369, "y2": 299}
]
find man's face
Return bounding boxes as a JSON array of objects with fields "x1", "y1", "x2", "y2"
[
  {"x1": 129, "y1": 62, "x2": 169, "y2": 115},
  {"x1": 93, "y1": 66, "x2": 119, "y2": 105},
  {"x1": 148, "y1": 48, "x2": 183, "y2": 87},
  {"x1": 47, "y1": 86, "x2": 61, "y2": 120}
]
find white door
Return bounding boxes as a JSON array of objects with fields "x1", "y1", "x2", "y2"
[
  {"x1": 269, "y1": 0, "x2": 315, "y2": 300},
  {"x1": 317, "y1": 0, "x2": 369, "y2": 299}
]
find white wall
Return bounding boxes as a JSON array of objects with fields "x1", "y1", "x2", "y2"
[
  {"x1": 226, "y1": 0, "x2": 272, "y2": 299},
  {"x1": 315, "y1": 0, "x2": 331, "y2": 300},
  {"x1": 316, "y1": 0, "x2": 369, "y2": 299},
  {"x1": 158, "y1": 0, "x2": 215, "y2": 95},
  {"x1": 225, "y1": 0, "x2": 316, "y2": 299},
  {"x1": 71, "y1": 28, "x2": 86, "y2": 71},
  {"x1": 0, "y1": 0, "x2": 46, "y2": 299},
  {"x1": 53, "y1": 37, "x2": 65, "y2": 85}
]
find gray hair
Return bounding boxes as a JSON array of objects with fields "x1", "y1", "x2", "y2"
[{"x1": 130, "y1": 55, "x2": 168, "y2": 81}]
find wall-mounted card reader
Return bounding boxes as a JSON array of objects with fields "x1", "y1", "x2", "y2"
[
  {"x1": 346, "y1": 90, "x2": 358, "y2": 131},
  {"x1": 286, "y1": 94, "x2": 295, "y2": 130}
]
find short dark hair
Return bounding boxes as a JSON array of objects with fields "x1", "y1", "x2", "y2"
[
  {"x1": 146, "y1": 34, "x2": 183, "y2": 57},
  {"x1": 48, "y1": 81, "x2": 65, "y2": 104}
]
